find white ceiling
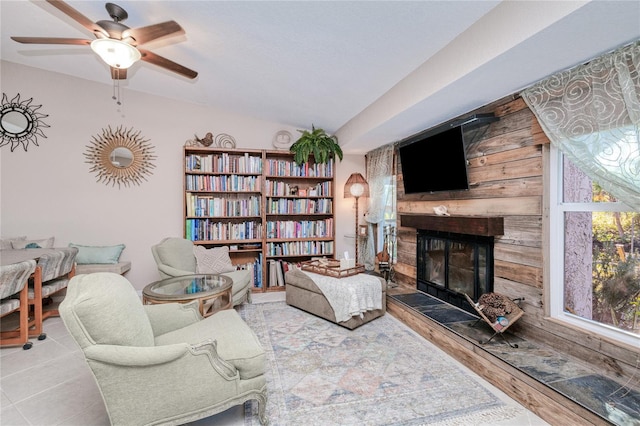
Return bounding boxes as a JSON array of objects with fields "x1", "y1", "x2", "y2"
[{"x1": 2, "y1": 1, "x2": 639, "y2": 153}]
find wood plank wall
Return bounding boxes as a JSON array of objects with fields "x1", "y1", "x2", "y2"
[{"x1": 395, "y1": 95, "x2": 638, "y2": 382}]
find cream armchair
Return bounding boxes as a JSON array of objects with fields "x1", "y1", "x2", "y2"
[
  {"x1": 59, "y1": 273, "x2": 267, "y2": 426},
  {"x1": 151, "y1": 237, "x2": 252, "y2": 306}
]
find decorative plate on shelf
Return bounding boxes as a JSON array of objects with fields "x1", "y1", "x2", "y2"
[{"x1": 272, "y1": 130, "x2": 293, "y2": 150}]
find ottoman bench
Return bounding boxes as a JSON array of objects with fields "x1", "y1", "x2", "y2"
[{"x1": 285, "y1": 269, "x2": 386, "y2": 329}]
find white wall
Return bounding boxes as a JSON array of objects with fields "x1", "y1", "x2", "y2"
[
  {"x1": 335, "y1": 154, "x2": 366, "y2": 260},
  {"x1": 1, "y1": 61, "x2": 365, "y2": 290}
]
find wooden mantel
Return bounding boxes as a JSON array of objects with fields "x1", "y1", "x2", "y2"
[{"x1": 400, "y1": 214, "x2": 504, "y2": 237}]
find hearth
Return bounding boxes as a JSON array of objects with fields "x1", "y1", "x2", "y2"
[{"x1": 400, "y1": 214, "x2": 503, "y2": 315}]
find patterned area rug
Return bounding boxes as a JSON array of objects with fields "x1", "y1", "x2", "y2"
[{"x1": 239, "y1": 301, "x2": 527, "y2": 425}]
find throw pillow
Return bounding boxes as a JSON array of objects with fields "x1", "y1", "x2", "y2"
[
  {"x1": 69, "y1": 243, "x2": 126, "y2": 264},
  {"x1": 193, "y1": 245, "x2": 235, "y2": 274},
  {"x1": 12, "y1": 237, "x2": 55, "y2": 249},
  {"x1": 0, "y1": 236, "x2": 26, "y2": 250}
]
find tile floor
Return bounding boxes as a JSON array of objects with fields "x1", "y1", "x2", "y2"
[{"x1": 0, "y1": 291, "x2": 548, "y2": 426}]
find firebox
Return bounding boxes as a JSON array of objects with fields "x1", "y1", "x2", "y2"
[
  {"x1": 416, "y1": 230, "x2": 494, "y2": 314},
  {"x1": 400, "y1": 214, "x2": 504, "y2": 315}
]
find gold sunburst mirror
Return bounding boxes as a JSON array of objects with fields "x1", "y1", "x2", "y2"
[
  {"x1": 0, "y1": 93, "x2": 50, "y2": 152},
  {"x1": 85, "y1": 126, "x2": 156, "y2": 188}
]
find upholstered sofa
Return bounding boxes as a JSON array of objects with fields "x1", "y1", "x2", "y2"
[
  {"x1": 151, "y1": 237, "x2": 252, "y2": 306},
  {"x1": 60, "y1": 273, "x2": 267, "y2": 425},
  {"x1": 285, "y1": 269, "x2": 387, "y2": 329}
]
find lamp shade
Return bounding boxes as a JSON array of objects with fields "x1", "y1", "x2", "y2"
[
  {"x1": 344, "y1": 172, "x2": 369, "y2": 198},
  {"x1": 91, "y1": 39, "x2": 141, "y2": 69}
]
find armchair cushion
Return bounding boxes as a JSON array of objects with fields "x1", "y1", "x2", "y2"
[
  {"x1": 11, "y1": 236, "x2": 55, "y2": 249},
  {"x1": 152, "y1": 237, "x2": 197, "y2": 274},
  {"x1": 144, "y1": 301, "x2": 202, "y2": 336},
  {"x1": 69, "y1": 243, "x2": 125, "y2": 264},
  {"x1": 154, "y1": 309, "x2": 265, "y2": 380},
  {"x1": 0, "y1": 236, "x2": 26, "y2": 250},
  {"x1": 64, "y1": 273, "x2": 155, "y2": 348},
  {"x1": 194, "y1": 245, "x2": 235, "y2": 274},
  {"x1": 223, "y1": 269, "x2": 252, "y2": 298}
]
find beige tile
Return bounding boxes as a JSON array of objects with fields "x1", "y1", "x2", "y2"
[
  {"x1": 0, "y1": 339, "x2": 72, "y2": 378},
  {"x1": 37, "y1": 317, "x2": 70, "y2": 340},
  {"x1": 1, "y1": 352, "x2": 92, "y2": 403},
  {"x1": 53, "y1": 333, "x2": 82, "y2": 353},
  {"x1": 0, "y1": 404, "x2": 30, "y2": 425},
  {"x1": 14, "y1": 373, "x2": 103, "y2": 425},
  {"x1": 0, "y1": 390, "x2": 12, "y2": 409},
  {"x1": 57, "y1": 400, "x2": 109, "y2": 426}
]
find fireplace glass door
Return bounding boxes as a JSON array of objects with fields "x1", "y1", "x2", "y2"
[{"x1": 417, "y1": 230, "x2": 493, "y2": 314}]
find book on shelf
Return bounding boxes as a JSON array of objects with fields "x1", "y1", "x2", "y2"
[
  {"x1": 266, "y1": 259, "x2": 301, "y2": 288},
  {"x1": 186, "y1": 152, "x2": 262, "y2": 174},
  {"x1": 185, "y1": 175, "x2": 261, "y2": 192},
  {"x1": 235, "y1": 253, "x2": 262, "y2": 289},
  {"x1": 275, "y1": 260, "x2": 285, "y2": 287}
]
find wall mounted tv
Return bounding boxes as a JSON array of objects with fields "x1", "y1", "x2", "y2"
[{"x1": 399, "y1": 125, "x2": 469, "y2": 194}]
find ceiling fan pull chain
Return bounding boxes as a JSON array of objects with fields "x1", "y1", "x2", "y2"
[
  {"x1": 117, "y1": 77, "x2": 122, "y2": 106},
  {"x1": 111, "y1": 69, "x2": 122, "y2": 106}
]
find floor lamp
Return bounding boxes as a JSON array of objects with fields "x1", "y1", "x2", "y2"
[{"x1": 344, "y1": 172, "x2": 369, "y2": 263}]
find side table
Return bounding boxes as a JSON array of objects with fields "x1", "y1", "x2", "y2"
[{"x1": 143, "y1": 274, "x2": 233, "y2": 317}]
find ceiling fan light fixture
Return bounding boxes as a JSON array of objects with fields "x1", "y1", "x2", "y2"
[{"x1": 90, "y1": 38, "x2": 140, "y2": 69}]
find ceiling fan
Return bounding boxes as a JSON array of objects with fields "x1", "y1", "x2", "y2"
[{"x1": 11, "y1": 0, "x2": 198, "y2": 81}]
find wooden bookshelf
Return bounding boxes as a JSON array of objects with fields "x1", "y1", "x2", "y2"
[{"x1": 184, "y1": 147, "x2": 335, "y2": 292}]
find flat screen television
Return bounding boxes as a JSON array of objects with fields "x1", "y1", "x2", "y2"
[{"x1": 399, "y1": 125, "x2": 469, "y2": 194}]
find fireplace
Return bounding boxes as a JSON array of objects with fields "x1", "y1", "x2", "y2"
[{"x1": 401, "y1": 214, "x2": 504, "y2": 315}]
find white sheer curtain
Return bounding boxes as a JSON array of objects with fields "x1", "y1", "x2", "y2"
[
  {"x1": 521, "y1": 40, "x2": 640, "y2": 211},
  {"x1": 361, "y1": 144, "x2": 394, "y2": 270}
]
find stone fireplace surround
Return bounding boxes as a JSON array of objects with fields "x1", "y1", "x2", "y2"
[{"x1": 400, "y1": 214, "x2": 504, "y2": 314}]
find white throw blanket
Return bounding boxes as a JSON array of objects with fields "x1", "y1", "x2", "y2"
[{"x1": 301, "y1": 271, "x2": 383, "y2": 323}]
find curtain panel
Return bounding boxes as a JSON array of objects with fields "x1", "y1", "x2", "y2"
[
  {"x1": 521, "y1": 40, "x2": 640, "y2": 211},
  {"x1": 361, "y1": 144, "x2": 395, "y2": 270}
]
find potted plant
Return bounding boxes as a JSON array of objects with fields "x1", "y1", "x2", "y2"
[{"x1": 290, "y1": 125, "x2": 343, "y2": 165}]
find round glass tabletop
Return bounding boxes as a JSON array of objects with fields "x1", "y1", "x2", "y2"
[{"x1": 143, "y1": 274, "x2": 232, "y2": 301}]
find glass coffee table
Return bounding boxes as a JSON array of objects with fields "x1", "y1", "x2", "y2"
[{"x1": 143, "y1": 274, "x2": 233, "y2": 317}]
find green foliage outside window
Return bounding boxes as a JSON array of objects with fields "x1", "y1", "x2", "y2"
[{"x1": 590, "y1": 184, "x2": 640, "y2": 334}]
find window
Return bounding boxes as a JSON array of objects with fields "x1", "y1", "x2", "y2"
[
  {"x1": 550, "y1": 146, "x2": 640, "y2": 347},
  {"x1": 374, "y1": 175, "x2": 397, "y2": 263}
]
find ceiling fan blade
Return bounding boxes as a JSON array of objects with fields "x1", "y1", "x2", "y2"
[
  {"x1": 139, "y1": 48, "x2": 198, "y2": 79},
  {"x1": 11, "y1": 37, "x2": 91, "y2": 46},
  {"x1": 110, "y1": 67, "x2": 127, "y2": 80},
  {"x1": 122, "y1": 21, "x2": 184, "y2": 46},
  {"x1": 45, "y1": 0, "x2": 108, "y2": 38}
]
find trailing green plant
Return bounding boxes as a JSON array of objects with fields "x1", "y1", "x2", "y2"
[{"x1": 290, "y1": 125, "x2": 343, "y2": 165}]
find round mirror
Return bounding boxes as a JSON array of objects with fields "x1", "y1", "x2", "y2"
[
  {"x1": 1, "y1": 110, "x2": 30, "y2": 135},
  {"x1": 110, "y1": 147, "x2": 134, "y2": 168},
  {"x1": 0, "y1": 93, "x2": 49, "y2": 152},
  {"x1": 85, "y1": 126, "x2": 156, "y2": 188}
]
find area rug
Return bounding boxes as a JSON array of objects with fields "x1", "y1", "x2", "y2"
[{"x1": 239, "y1": 301, "x2": 527, "y2": 425}]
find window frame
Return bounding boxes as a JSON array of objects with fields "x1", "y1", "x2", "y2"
[
  {"x1": 374, "y1": 175, "x2": 397, "y2": 261},
  {"x1": 549, "y1": 146, "x2": 639, "y2": 347}
]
